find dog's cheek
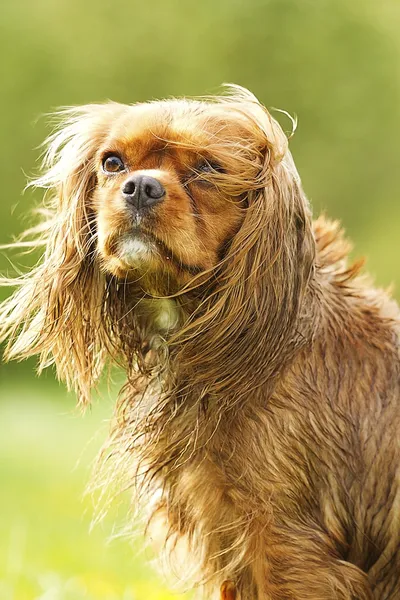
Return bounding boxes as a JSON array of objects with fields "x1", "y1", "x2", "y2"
[
  {"x1": 200, "y1": 195, "x2": 245, "y2": 265},
  {"x1": 94, "y1": 191, "x2": 130, "y2": 262},
  {"x1": 155, "y1": 191, "x2": 216, "y2": 268}
]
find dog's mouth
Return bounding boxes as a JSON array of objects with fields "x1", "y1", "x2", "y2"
[
  {"x1": 117, "y1": 228, "x2": 203, "y2": 276},
  {"x1": 117, "y1": 229, "x2": 157, "y2": 265}
]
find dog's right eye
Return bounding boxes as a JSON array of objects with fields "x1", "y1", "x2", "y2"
[{"x1": 102, "y1": 155, "x2": 125, "y2": 174}]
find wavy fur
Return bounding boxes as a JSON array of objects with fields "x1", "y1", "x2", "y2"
[{"x1": 1, "y1": 87, "x2": 400, "y2": 599}]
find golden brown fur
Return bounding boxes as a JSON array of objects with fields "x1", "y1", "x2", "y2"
[{"x1": 1, "y1": 86, "x2": 400, "y2": 599}]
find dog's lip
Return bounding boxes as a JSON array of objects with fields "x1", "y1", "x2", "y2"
[
  {"x1": 130, "y1": 226, "x2": 163, "y2": 249},
  {"x1": 123, "y1": 226, "x2": 173, "y2": 263},
  {"x1": 124, "y1": 227, "x2": 203, "y2": 276}
]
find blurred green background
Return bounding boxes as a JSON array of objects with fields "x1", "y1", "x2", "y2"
[{"x1": 1, "y1": 1, "x2": 399, "y2": 599}]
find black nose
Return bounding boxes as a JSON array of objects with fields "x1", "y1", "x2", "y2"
[{"x1": 121, "y1": 174, "x2": 165, "y2": 210}]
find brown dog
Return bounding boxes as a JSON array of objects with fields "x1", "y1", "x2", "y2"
[{"x1": 1, "y1": 86, "x2": 399, "y2": 598}]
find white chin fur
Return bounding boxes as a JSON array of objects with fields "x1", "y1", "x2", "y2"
[{"x1": 119, "y1": 236, "x2": 154, "y2": 265}]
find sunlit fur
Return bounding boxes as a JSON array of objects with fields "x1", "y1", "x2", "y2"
[{"x1": 1, "y1": 86, "x2": 400, "y2": 599}]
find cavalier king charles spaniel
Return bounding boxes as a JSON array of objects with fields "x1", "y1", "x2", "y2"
[{"x1": 1, "y1": 86, "x2": 400, "y2": 599}]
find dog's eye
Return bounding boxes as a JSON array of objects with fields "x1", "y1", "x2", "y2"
[
  {"x1": 196, "y1": 160, "x2": 224, "y2": 175},
  {"x1": 182, "y1": 159, "x2": 225, "y2": 189},
  {"x1": 102, "y1": 154, "x2": 125, "y2": 174}
]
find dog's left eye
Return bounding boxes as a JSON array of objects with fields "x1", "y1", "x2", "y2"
[
  {"x1": 196, "y1": 160, "x2": 224, "y2": 175},
  {"x1": 102, "y1": 154, "x2": 125, "y2": 174}
]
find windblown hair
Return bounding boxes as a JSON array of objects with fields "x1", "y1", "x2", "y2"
[{"x1": 1, "y1": 87, "x2": 400, "y2": 599}]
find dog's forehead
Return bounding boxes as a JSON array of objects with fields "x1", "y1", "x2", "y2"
[{"x1": 103, "y1": 100, "x2": 249, "y2": 150}]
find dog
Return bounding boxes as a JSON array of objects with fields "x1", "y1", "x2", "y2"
[{"x1": 1, "y1": 86, "x2": 399, "y2": 599}]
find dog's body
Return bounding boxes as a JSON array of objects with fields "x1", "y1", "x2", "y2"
[
  {"x1": 131, "y1": 218, "x2": 400, "y2": 600},
  {"x1": 1, "y1": 87, "x2": 399, "y2": 598}
]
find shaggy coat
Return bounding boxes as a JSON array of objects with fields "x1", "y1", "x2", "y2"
[{"x1": 1, "y1": 87, "x2": 399, "y2": 599}]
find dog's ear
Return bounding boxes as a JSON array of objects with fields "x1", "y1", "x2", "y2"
[
  {"x1": 0, "y1": 104, "x2": 123, "y2": 404},
  {"x1": 174, "y1": 94, "x2": 316, "y2": 405},
  {"x1": 226, "y1": 142, "x2": 316, "y2": 379}
]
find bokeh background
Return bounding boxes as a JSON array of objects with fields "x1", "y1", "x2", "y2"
[{"x1": 1, "y1": 1, "x2": 400, "y2": 599}]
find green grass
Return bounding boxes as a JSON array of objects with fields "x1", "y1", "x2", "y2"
[{"x1": 0, "y1": 383, "x2": 187, "y2": 600}]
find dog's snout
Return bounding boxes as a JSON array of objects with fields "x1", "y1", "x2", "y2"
[{"x1": 122, "y1": 174, "x2": 165, "y2": 210}]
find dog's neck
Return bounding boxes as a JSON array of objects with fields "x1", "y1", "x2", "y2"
[
  {"x1": 137, "y1": 297, "x2": 182, "y2": 338},
  {"x1": 112, "y1": 272, "x2": 322, "y2": 504}
]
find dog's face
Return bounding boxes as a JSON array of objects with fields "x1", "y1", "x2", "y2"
[{"x1": 92, "y1": 100, "x2": 264, "y2": 286}]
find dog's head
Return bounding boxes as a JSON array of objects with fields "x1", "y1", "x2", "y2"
[
  {"x1": 0, "y1": 86, "x2": 316, "y2": 403},
  {"x1": 93, "y1": 98, "x2": 253, "y2": 286}
]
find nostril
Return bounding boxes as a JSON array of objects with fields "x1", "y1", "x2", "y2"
[
  {"x1": 143, "y1": 178, "x2": 165, "y2": 200},
  {"x1": 122, "y1": 180, "x2": 136, "y2": 196}
]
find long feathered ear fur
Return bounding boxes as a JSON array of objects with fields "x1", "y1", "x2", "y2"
[
  {"x1": 169, "y1": 88, "x2": 317, "y2": 409},
  {"x1": 0, "y1": 103, "x2": 123, "y2": 404}
]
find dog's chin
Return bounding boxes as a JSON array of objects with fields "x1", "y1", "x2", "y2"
[
  {"x1": 100, "y1": 230, "x2": 204, "y2": 288},
  {"x1": 100, "y1": 231, "x2": 171, "y2": 282},
  {"x1": 110, "y1": 233, "x2": 159, "y2": 273},
  {"x1": 119, "y1": 235, "x2": 156, "y2": 267}
]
